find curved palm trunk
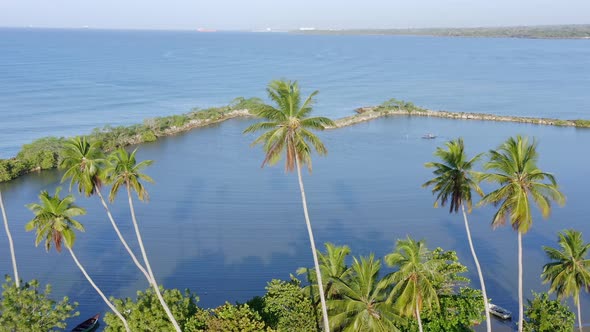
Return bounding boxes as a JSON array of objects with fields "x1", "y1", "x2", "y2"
[
  {"x1": 67, "y1": 247, "x2": 130, "y2": 332},
  {"x1": 295, "y1": 156, "x2": 330, "y2": 332},
  {"x1": 416, "y1": 304, "x2": 423, "y2": 332},
  {"x1": 0, "y1": 190, "x2": 19, "y2": 287},
  {"x1": 461, "y1": 204, "x2": 491, "y2": 332},
  {"x1": 518, "y1": 231, "x2": 523, "y2": 332},
  {"x1": 126, "y1": 184, "x2": 182, "y2": 332},
  {"x1": 577, "y1": 294, "x2": 583, "y2": 332},
  {"x1": 96, "y1": 190, "x2": 150, "y2": 280}
]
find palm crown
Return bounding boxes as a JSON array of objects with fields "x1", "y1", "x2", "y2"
[
  {"x1": 542, "y1": 229, "x2": 590, "y2": 303},
  {"x1": 60, "y1": 137, "x2": 105, "y2": 197},
  {"x1": 423, "y1": 138, "x2": 483, "y2": 213},
  {"x1": 384, "y1": 237, "x2": 441, "y2": 317},
  {"x1": 479, "y1": 135, "x2": 565, "y2": 233},
  {"x1": 104, "y1": 148, "x2": 154, "y2": 202},
  {"x1": 243, "y1": 79, "x2": 334, "y2": 172},
  {"x1": 25, "y1": 187, "x2": 85, "y2": 252}
]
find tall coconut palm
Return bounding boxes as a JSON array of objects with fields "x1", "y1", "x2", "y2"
[
  {"x1": 479, "y1": 135, "x2": 565, "y2": 332},
  {"x1": 60, "y1": 137, "x2": 150, "y2": 281},
  {"x1": 104, "y1": 148, "x2": 181, "y2": 332},
  {"x1": 542, "y1": 229, "x2": 590, "y2": 332},
  {"x1": 25, "y1": 188, "x2": 130, "y2": 332},
  {"x1": 243, "y1": 79, "x2": 335, "y2": 331},
  {"x1": 329, "y1": 254, "x2": 399, "y2": 332},
  {"x1": 422, "y1": 138, "x2": 491, "y2": 331},
  {"x1": 384, "y1": 237, "x2": 441, "y2": 332},
  {"x1": 0, "y1": 189, "x2": 19, "y2": 287},
  {"x1": 298, "y1": 242, "x2": 352, "y2": 301}
]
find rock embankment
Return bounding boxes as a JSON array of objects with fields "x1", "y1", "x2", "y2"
[{"x1": 327, "y1": 106, "x2": 590, "y2": 129}]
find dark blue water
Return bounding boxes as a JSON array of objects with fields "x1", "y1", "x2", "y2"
[
  {"x1": 1, "y1": 29, "x2": 589, "y2": 329},
  {"x1": 1, "y1": 28, "x2": 590, "y2": 157}
]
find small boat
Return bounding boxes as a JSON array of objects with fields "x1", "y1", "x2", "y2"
[
  {"x1": 489, "y1": 304, "x2": 511, "y2": 320},
  {"x1": 422, "y1": 133, "x2": 436, "y2": 139},
  {"x1": 71, "y1": 313, "x2": 100, "y2": 332}
]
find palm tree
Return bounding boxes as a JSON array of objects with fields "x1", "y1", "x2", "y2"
[
  {"x1": 422, "y1": 138, "x2": 491, "y2": 331},
  {"x1": 243, "y1": 79, "x2": 335, "y2": 331},
  {"x1": 384, "y1": 237, "x2": 441, "y2": 332},
  {"x1": 0, "y1": 189, "x2": 19, "y2": 287},
  {"x1": 542, "y1": 229, "x2": 590, "y2": 332},
  {"x1": 329, "y1": 254, "x2": 399, "y2": 331},
  {"x1": 104, "y1": 147, "x2": 182, "y2": 332},
  {"x1": 25, "y1": 188, "x2": 130, "y2": 332},
  {"x1": 298, "y1": 242, "x2": 352, "y2": 300},
  {"x1": 479, "y1": 135, "x2": 565, "y2": 332},
  {"x1": 60, "y1": 137, "x2": 151, "y2": 281}
]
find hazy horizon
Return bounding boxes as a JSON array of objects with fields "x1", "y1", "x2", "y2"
[{"x1": 1, "y1": 0, "x2": 589, "y2": 31}]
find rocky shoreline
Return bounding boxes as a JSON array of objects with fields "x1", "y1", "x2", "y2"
[{"x1": 328, "y1": 106, "x2": 590, "y2": 129}]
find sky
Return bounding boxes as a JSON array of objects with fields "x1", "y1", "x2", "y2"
[{"x1": 1, "y1": 0, "x2": 589, "y2": 31}]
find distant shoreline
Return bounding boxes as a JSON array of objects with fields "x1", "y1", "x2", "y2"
[
  {"x1": 292, "y1": 24, "x2": 590, "y2": 40},
  {"x1": 1, "y1": 98, "x2": 589, "y2": 184}
]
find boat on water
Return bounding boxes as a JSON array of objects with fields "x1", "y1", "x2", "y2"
[
  {"x1": 489, "y1": 304, "x2": 512, "y2": 320},
  {"x1": 422, "y1": 133, "x2": 436, "y2": 139},
  {"x1": 71, "y1": 313, "x2": 100, "y2": 332}
]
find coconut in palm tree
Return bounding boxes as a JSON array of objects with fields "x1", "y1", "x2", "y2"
[
  {"x1": 479, "y1": 135, "x2": 565, "y2": 332},
  {"x1": 243, "y1": 79, "x2": 335, "y2": 332},
  {"x1": 25, "y1": 188, "x2": 130, "y2": 332}
]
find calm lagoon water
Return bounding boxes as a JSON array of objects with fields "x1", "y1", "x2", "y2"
[{"x1": 0, "y1": 29, "x2": 589, "y2": 329}]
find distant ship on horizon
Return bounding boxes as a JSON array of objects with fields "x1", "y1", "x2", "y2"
[{"x1": 197, "y1": 28, "x2": 217, "y2": 32}]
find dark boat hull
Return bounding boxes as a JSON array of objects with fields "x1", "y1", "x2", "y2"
[{"x1": 71, "y1": 313, "x2": 100, "y2": 332}]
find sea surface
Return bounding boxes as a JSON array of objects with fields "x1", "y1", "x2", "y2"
[{"x1": 0, "y1": 29, "x2": 589, "y2": 330}]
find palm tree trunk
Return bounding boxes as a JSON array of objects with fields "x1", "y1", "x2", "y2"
[
  {"x1": 518, "y1": 231, "x2": 523, "y2": 332},
  {"x1": 126, "y1": 183, "x2": 182, "y2": 332},
  {"x1": 416, "y1": 304, "x2": 424, "y2": 332},
  {"x1": 0, "y1": 190, "x2": 19, "y2": 287},
  {"x1": 67, "y1": 247, "x2": 130, "y2": 332},
  {"x1": 295, "y1": 155, "x2": 330, "y2": 332},
  {"x1": 96, "y1": 189, "x2": 150, "y2": 280},
  {"x1": 577, "y1": 294, "x2": 583, "y2": 332},
  {"x1": 461, "y1": 203, "x2": 491, "y2": 332}
]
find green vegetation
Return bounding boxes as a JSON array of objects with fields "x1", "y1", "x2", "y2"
[
  {"x1": 0, "y1": 276, "x2": 78, "y2": 331},
  {"x1": 296, "y1": 24, "x2": 590, "y2": 39},
  {"x1": 104, "y1": 287, "x2": 203, "y2": 331},
  {"x1": 523, "y1": 292, "x2": 575, "y2": 332}
]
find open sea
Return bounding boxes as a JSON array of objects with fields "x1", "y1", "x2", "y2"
[{"x1": 0, "y1": 28, "x2": 589, "y2": 330}]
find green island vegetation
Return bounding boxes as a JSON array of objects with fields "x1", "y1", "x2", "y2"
[
  {"x1": 293, "y1": 24, "x2": 590, "y2": 39},
  {"x1": 0, "y1": 80, "x2": 589, "y2": 331}
]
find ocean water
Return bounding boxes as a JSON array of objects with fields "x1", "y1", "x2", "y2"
[
  {"x1": 0, "y1": 29, "x2": 589, "y2": 330},
  {"x1": 1, "y1": 28, "x2": 589, "y2": 157}
]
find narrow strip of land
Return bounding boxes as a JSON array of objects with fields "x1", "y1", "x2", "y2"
[
  {"x1": 293, "y1": 24, "x2": 590, "y2": 39},
  {"x1": 1, "y1": 97, "x2": 588, "y2": 183}
]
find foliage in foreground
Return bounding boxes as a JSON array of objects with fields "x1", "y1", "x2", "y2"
[
  {"x1": 522, "y1": 292, "x2": 574, "y2": 332},
  {"x1": 104, "y1": 287, "x2": 202, "y2": 331},
  {"x1": 0, "y1": 276, "x2": 78, "y2": 332}
]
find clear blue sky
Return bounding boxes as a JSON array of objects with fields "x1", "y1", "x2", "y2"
[{"x1": 1, "y1": 0, "x2": 589, "y2": 30}]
